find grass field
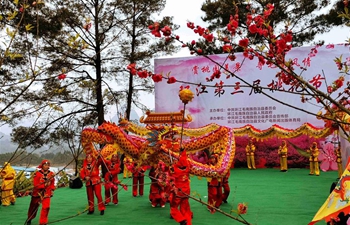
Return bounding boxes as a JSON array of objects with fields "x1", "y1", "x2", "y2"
[{"x1": 1, "y1": 168, "x2": 336, "y2": 225}]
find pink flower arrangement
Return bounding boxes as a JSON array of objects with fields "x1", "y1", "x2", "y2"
[{"x1": 319, "y1": 142, "x2": 338, "y2": 172}]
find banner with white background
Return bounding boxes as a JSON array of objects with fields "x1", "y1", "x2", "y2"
[{"x1": 155, "y1": 44, "x2": 350, "y2": 130}]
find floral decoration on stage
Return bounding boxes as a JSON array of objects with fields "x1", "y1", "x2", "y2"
[{"x1": 318, "y1": 142, "x2": 338, "y2": 172}]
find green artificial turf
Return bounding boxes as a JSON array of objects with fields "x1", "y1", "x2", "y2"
[{"x1": 1, "y1": 168, "x2": 335, "y2": 225}]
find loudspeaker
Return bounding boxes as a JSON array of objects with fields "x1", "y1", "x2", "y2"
[{"x1": 69, "y1": 176, "x2": 83, "y2": 189}]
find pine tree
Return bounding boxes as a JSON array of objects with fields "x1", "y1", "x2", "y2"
[{"x1": 197, "y1": 0, "x2": 339, "y2": 54}]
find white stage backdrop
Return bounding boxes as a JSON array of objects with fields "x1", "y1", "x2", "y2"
[{"x1": 154, "y1": 44, "x2": 350, "y2": 130}]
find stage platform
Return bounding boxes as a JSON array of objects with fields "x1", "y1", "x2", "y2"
[{"x1": 2, "y1": 168, "x2": 333, "y2": 225}]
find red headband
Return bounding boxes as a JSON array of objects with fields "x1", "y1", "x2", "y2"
[{"x1": 38, "y1": 159, "x2": 50, "y2": 168}]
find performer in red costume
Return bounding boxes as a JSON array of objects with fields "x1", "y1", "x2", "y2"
[
  {"x1": 149, "y1": 162, "x2": 167, "y2": 208},
  {"x1": 221, "y1": 169, "x2": 230, "y2": 204},
  {"x1": 207, "y1": 154, "x2": 223, "y2": 213},
  {"x1": 156, "y1": 162, "x2": 171, "y2": 203},
  {"x1": 80, "y1": 154, "x2": 105, "y2": 215},
  {"x1": 26, "y1": 160, "x2": 55, "y2": 225},
  {"x1": 169, "y1": 150, "x2": 192, "y2": 225},
  {"x1": 132, "y1": 163, "x2": 146, "y2": 197},
  {"x1": 104, "y1": 154, "x2": 121, "y2": 205}
]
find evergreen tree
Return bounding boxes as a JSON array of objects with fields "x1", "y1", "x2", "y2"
[
  {"x1": 197, "y1": 0, "x2": 339, "y2": 54},
  {"x1": 323, "y1": 0, "x2": 350, "y2": 26}
]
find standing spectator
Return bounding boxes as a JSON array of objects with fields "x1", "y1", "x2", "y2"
[
  {"x1": 25, "y1": 160, "x2": 55, "y2": 225},
  {"x1": 221, "y1": 169, "x2": 230, "y2": 204},
  {"x1": 132, "y1": 163, "x2": 146, "y2": 197},
  {"x1": 245, "y1": 139, "x2": 256, "y2": 169},
  {"x1": 278, "y1": 140, "x2": 288, "y2": 172},
  {"x1": 104, "y1": 154, "x2": 121, "y2": 205},
  {"x1": 80, "y1": 154, "x2": 105, "y2": 215},
  {"x1": 0, "y1": 162, "x2": 16, "y2": 206},
  {"x1": 307, "y1": 142, "x2": 320, "y2": 176},
  {"x1": 207, "y1": 154, "x2": 223, "y2": 213}
]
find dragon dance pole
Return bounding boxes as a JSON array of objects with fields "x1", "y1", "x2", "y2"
[
  {"x1": 169, "y1": 114, "x2": 174, "y2": 164},
  {"x1": 178, "y1": 87, "x2": 194, "y2": 153},
  {"x1": 179, "y1": 103, "x2": 187, "y2": 153}
]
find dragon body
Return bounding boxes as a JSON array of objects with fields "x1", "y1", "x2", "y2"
[
  {"x1": 81, "y1": 121, "x2": 235, "y2": 178},
  {"x1": 81, "y1": 113, "x2": 332, "y2": 178}
]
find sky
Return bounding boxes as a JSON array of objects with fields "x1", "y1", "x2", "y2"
[
  {"x1": 157, "y1": 0, "x2": 210, "y2": 57},
  {"x1": 127, "y1": 0, "x2": 350, "y2": 118}
]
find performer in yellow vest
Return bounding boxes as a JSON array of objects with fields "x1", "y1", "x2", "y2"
[
  {"x1": 307, "y1": 142, "x2": 320, "y2": 176},
  {"x1": 123, "y1": 157, "x2": 132, "y2": 179},
  {"x1": 0, "y1": 162, "x2": 16, "y2": 206},
  {"x1": 278, "y1": 140, "x2": 288, "y2": 172},
  {"x1": 334, "y1": 146, "x2": 343, "y2": 178},
  {"x1": 245, "y1": 139, "x2": 256, "y2": 170}
]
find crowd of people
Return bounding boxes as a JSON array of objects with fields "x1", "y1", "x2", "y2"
[
  {"x1": 78, "y1": 151, "x2": 197, "y2": 225},
  {"x1": 1, "y1": 152, "x2": 196, "y2": 225},
  {"x1": 78, "y1": 150, "x2": 232, "y2": 225},
  {"x1": 0, "y1": 138, "x2": 340, "y2": 225}
]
